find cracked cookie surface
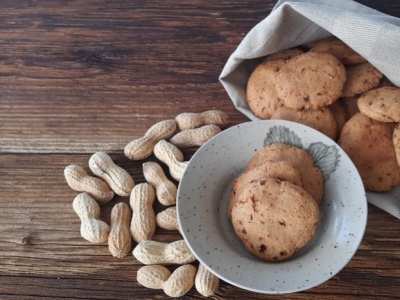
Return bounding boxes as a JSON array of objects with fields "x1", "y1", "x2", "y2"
[
  {"x1": 270, "y1": 106, "x2": 338, "y2": 140},
  {"x1": 228, "y1": 160, "x2": 302, "y2": 219},
  {"x1": 339, "y1": 113, "x2": 400, "y2": 191},
  {"x1": 357, "y1": 86, "x2": 400, "y2": 122},
  {"x1": 247, "y1": 143, "x2": 324, "y2": 204},
  {"x1": 231, "y1": 178, "x2": 319, "y2": 262},
  {"x1": 274, "y1": 52, "x2": 346, "y2": 110},
  {"x1": 341, "y1": 62, "x2": 383, "y2": 97},
  {"x1": 246, "y1": 59, "x2": 285, "y2": 119}
]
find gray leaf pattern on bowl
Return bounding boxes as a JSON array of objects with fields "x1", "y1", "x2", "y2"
[
  {"x1": 307, "y1": 142, "x2": 341, "y2": 180},
  {"x1": 263, "y1": 125, "x2": 304, "y2": 149},
  {"x1": 264, "y1": 125, "x2": 340, "y2": 180}
]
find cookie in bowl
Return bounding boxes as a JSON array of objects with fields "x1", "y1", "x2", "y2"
[
  {"x1": 177, "y1": 120, "x2": 367, "y2": 294},
  {"x1": 231, "y1": 178, "x2": 319, "y2": 262}
]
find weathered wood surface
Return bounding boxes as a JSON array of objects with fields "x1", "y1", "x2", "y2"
[{"x1": 1, "y1": 1, "x2": 400, "y2": 299}]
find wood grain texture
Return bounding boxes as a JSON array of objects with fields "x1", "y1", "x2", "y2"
[
  {"x1": 0, "y1": 0, "x2": 256, "y2": 154},
  {"x1": 1, "y1": 0, "x2": 400, "y2": 299}
]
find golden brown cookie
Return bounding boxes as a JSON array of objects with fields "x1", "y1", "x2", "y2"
[
  {"x1": 228, "y1": 160, "x2": 303, "y2": 219},
  {"x1": 263, "y1": 48, "x2": 303, "y2": 62},
  {"x1": 274, "y1": 52, "x2": 346, "y2": 110},
  {"x1": 341, "y1": 96, "x2": 360, "y2": 119},
  {"x1": 393, "y1": 124, "x2": 400, "y2": 167},
  {"x1": 341, "y1": 62, "x2": 383, "y2": 97},
  {"x1": 357, "y1": 87, "x2": 400, "y2": 122},
  {"x1": 338, "y1": 113, "x2": 400, "y2": 191},
  {"x1": 231, "y1": 178, "x2": 319, "y2": 262},
  {"x1": 307, "y1": 37, "x2": 367, "y2": 65},
  {"x1": 328, "y1": 100, "x2": 347, "y2": 137},
  {"x1": 247, "y1": 143, "x2": 324, "y2": 204},
  {"x1": 246, "y1": 59, "x2": 284, "y2": 119},
  {"x1": 270, "y1": 106, "x2": 338, "y2": 140}
]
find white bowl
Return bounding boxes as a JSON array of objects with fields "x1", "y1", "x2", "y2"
[{"x1": 177, "y1": 120, "x2": 367, "y2": 294}]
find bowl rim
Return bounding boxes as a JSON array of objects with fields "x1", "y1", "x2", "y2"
[{"x1": 177, "y1": 119, "x2": 368, "y2": 294}]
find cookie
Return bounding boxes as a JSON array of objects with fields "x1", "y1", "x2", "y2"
[
  {"x1": 341, "y1": 96, "x2": 360, "y2": 119},
  {"x1": 246, "y1": 59, "x2": 284, "y2": 119},
  {"x1": 231, "y1": 178, "x2": 319, "y2": 262},
  {"x1": 328, "y1": 100, "x2": 347, "y2": 137},
  {"x1": 307, "y1": 37, "x2": 367, "y2": 65},
  {"x1": 274, "y1": 52, "x2": 346, "y2": 110},
  {"x1": 263, "y1": 47, "x2": 303, "y2": 62},
  {"x1": 357, "y1": 87, "x2": 400, "y2": 122},
  {"x1": 393, "y1": 124, "x2": 400, "y2": 167},
  {"x1": 338, "y1": 113, "x2": 400, "y2": 191},
  {"x1": 228, "y1": 160, "x2": 303, "y2": 219},
  {"x1": 270, "y1": 106, "x2": 338, "y2": 140},
  {"x1": 247, "y1": 143, "x2": 324, "y2": 203},
  {"x1": 341, "y1": 62, "x2": 383, "y2": 97}
]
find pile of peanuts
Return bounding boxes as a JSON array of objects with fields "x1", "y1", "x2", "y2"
[{"x1": 64, "y1": 110, "x2": 229, "y2": 298}]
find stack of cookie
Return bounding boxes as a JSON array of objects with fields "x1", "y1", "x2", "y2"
[
  {"x1": 228, "y1": 143, "x2": 321, "y2": 262},
  {"x1": 338, "y1": 87, "x2": 400, "y2": 192},
  {"x1": 246, "y1": 37, "x2": 400, "y2": 193}
]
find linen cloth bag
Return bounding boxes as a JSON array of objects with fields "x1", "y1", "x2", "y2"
[{"x1": 219, "y1": 0, "x2": 400, "y2": 218}]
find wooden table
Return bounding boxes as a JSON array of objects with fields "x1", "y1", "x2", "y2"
[{"x1": 1, "y1": 1, "x2": 399, "y2": 299}]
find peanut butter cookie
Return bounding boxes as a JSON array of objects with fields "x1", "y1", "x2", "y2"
[
  {"x1": 246, "y1": 59, "x2": 284, "y2": 119},
  {"x1": 247, "y1": 143, "x2": 324, "y2": 203},
  {"x1": 274, "y1": 52, "x2": 346, "y2": 110},
  {"x1": 228, "y1": 160, "x2": 302, "y2": 219},
  {"x1": 338, "y1": 113, "x2": 400, "y2": 191},
  {"x1": 270, "y1": 106, "x2": 338, "y2": 140},
  {"x1": 328, "y1": 100, "x2": 347, "y2": 137},
  {"x1": 341, "y1": 62, "x2": 383, "y2": 97},
  {"x1": 341, "y1": 96, "x2": 360, "y2": 120},
  {"x1": 231, "y1": 178, "x2": 319, "y2": 262},
  {"x1": 357, "y1": 86, "x2": 400, "y2": 122}
]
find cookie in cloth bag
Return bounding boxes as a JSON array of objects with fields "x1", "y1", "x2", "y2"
[{"x1": 219, "y1": 0, "x2": 400, "y2": 218}]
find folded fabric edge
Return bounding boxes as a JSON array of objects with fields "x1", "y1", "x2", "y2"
[
  {"x1": 367, "y1": 191, "x2": 400, "y2": 219},
  {"x1": 273, "y1": 0, "x2": 387, "y2": 16},
  {"x1": 219, "y1": 1, "x2": 400, "y2": 82},
  {"x1": 218, "y1": 1, "x2": 400, "y2": 218}
]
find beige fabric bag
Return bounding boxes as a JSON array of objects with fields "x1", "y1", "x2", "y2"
[{"x1": 220, "y1": 0, "x2": 400, "y2": 218}]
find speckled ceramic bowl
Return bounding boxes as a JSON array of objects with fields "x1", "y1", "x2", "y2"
[{"x1": 177, "y1": 120, "x2": 367, "y2": 294}]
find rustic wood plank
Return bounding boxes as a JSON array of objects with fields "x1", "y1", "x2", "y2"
[
  {"x1": 1, "y1": 0, "x2": 400, "y2": 299},
  {"x1": 0, "y1": 0, "x2": 258, "y2": 154},
  {"x1": 1, "y1": 153, "x2": 400, "y2": 299},
  {"x1": 0, "y1": 0, "x2": 398, "y2": 153}
]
